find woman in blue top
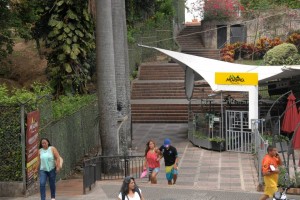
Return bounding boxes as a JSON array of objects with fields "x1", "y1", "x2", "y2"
[{"x1": 37, "y1": 138, "x2": 61, "y2": 200}]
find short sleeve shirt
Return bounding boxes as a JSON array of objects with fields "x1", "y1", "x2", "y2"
[
  {"x1": 118, "y1": 189, "x2": 142, "y2": 200},
  {"x1": 159, "y1": 145, "x2": 178, "y2": 166},
  {"x1": 262, "y1": 154, "x2": 281, "y2": 188}
]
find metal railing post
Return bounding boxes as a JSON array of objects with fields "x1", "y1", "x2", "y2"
[
  {"x1": 20, "y1": 104, "x2": 26, "y2": 194},
  {"x1": 124, "y1": 155, "x2": 129, "y2": 177}
]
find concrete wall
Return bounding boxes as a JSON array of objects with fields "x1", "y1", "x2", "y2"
[
  {"x1": 0, "y1": 182, "x2": 24, "y2": 197},
  {"x1": 200, "y1": 9, "x2": 300, "y2": 49}
]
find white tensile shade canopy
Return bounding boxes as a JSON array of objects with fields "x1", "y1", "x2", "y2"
[{"x1": 139, "y1": 45, "x2": 300, "y2": 128}]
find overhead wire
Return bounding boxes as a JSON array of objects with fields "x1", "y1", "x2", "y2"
[{"x1": 140, "y1": 9, "x2": 293, "y2": 46}]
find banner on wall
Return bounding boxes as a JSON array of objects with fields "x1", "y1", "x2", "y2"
[{"x1": 26, "y1": 110, "x2": 40, "y2": 186}]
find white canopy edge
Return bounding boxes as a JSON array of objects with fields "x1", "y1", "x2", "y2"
[
  {"x1": 139, "y1": 45, "x2": 300, "y2": 128},
  {"x1": 139, "y1": 45, "x2": 300, "y2": 91}
]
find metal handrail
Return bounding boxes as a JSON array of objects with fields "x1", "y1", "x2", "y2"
[
  {"x1": 83, "y1": 154, "x2": 145, "y2": 194},
  {"x1": 264, "y1": 90, "x2": 292, "y2": 120}
]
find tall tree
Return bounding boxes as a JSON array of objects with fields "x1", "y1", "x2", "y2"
[
  {"x1": 95, "y1": 0, "x2": 118, "y2": 156},
  {"x1": 0, "y1": 0, "x2": 14, "y2": 63},
  {"x1": 122, "y1": 0, "x2": 133, "y2": 149},
  {"x1": 112, "y1": 0, "x2": 131, "y2": 154}
]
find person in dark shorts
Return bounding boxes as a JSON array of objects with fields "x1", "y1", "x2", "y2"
[{"x1": 158, "y1": 138, "x2": 179, "y2": 185}]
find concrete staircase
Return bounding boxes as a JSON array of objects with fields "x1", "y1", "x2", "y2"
[
  {"x1": 131, "y1": 25, "x2": 247, "y2": 123},
  {"x1": 131, "y1": 63, "x2": 248, "y2": 123},
  {"x1": 176, "y1": 25, "x2": 220, "y2": 60}
]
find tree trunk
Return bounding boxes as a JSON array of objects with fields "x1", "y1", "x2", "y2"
[
  {"x1": 95, "y1": 0, "x2": 118, "y2": 156},
  {"x1": 112, "y1": 0, "x2": 131, "y2": 154},
  {"x1": 122, "y1": 0, "x2": 132, "y2": 149}
]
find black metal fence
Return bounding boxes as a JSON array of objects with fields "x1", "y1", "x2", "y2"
[{"x1": 83, "y1": 155, "x2": 145, "y2": 194}]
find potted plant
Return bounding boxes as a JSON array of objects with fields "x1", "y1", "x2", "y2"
[
  {"x1": 209, "y1": 137, "x2": 226, "y2": 152},
  {"x1": 193, "y1": 130, "x2": 212, "y2": 149}
]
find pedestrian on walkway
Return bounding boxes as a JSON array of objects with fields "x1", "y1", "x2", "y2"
[
  {"x1": 158, "y1": 138, "x2": 179, "y2": 185},
  {"x1": 143, "y1": 139, "x2": 160, "y2": 184},
  {"x1": 36, "y1": 138, "x2": 61, "y2": 200},
  {"x1": 259, "y1": 145, "x2": 282, "y2": 200},
  {"x1": 118, "y1": 176, "x2": 144, "y2": 200}
]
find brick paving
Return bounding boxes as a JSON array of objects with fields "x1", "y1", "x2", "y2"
[{"x1": 131, "y1": 123, "x2": 259, "y2": 192}]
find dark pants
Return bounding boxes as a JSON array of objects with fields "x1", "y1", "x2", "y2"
[{"x1": 39, "y1": 168, "x2": 56, "y2": 200}]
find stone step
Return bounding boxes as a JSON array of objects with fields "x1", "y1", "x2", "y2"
[
  {"x1": 138, "y1": 77, "x2": 185, "y2": 80},
  {"x1": 181, "y1": 50, "x2": 220, "y2": 60},
  {"x1": 133, "y1": 113, "x2": 188, "y2": 117},
  {"x1": 133, "y1": 119, "x2": 187, "y2": 123},
  {"x1": 131, "y1": 24, "x2": 244, "y2": 122},
  {"x1": 138, "y1": 64, "x2": 185, "y2": 80}
]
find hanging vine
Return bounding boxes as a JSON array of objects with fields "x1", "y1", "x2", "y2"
[{"x1": 33, "y1": 0, "x2": 95, "y2": 96}]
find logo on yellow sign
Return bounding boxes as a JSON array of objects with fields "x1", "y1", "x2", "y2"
[{"x1": 215, "y1": 72, "x2": 258, "y2": 85}]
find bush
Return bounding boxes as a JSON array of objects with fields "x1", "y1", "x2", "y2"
[
  {"x1": 286, "y1": 32, "x2": 300, "y2": 52},
  {"x1": 263, "y1": 43, "x2": 300, "y2": 65}
]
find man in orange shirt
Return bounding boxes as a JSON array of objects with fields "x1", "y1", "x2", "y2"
[{"x1": 259, "y1": 145, "x2": 282, "y2": 200}]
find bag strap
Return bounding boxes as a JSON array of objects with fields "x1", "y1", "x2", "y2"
[{"x1": 135, "y1": 187, "x2": 141, "y2": 199}]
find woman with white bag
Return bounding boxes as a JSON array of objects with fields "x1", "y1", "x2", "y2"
[
  {"x1": 142, "y1": 140, "x2": 160, "y2": 184},
  {"x1": 36, "y1": 138, "x2": 62, "y2": 200}
]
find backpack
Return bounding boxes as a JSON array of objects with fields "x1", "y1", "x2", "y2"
[{"x1": 122, "y1": 187, "x2": 141, "y2": 200}]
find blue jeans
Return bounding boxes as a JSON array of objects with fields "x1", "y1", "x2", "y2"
[{"x1": 39, "y1": 168, "x2": 56, "y2": 200}]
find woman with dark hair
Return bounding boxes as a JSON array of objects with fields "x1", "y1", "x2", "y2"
[
  {"x1": 36, "y1": 138, "x2": 61, "y2": 200},
  {"x1": 118, "y1": 176, "x2": 144, "y2": 200},
  {"x1": 143, "y1": 139, "x2": 160, "y2": 184}
]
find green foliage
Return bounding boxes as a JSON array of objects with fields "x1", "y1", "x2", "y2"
[
  {"x1": 130, "y1": 70, "x2": 138, "y2": 80},
  {"x1": 278, "y1": 166, "x2": 289, "y2": 187},
  {"x1": 51, "y1": 94, "x2": 96, "y2": 119},
  {"x1": 0, "y1": 106, "x2": 22, "y2": 181},
  {"x1": 240, "y1": 0, "x2": 300, "y2": 10},
  {"x1": 240, "y1": 0, "x2": 275, "y2": 10},
  {"x1": 0, "y1": 0, "x2": 14, "y2": 63},
  {"x1": 0, "y1": 82, "x2": 96, "y2": 181},
  {"x1": 261, "y1": 134, "x2": 290, "y2": 144},
  {"x1": 126, "y1": 0, "x2": 174, "y2": 31},
  {"x1": 193, "y1": 130, "x2": 208, "y2": 139},
  {"x1": 0, "y1": 82, "x2": 96, "y2": 119},
  {"x1": 125, "y1": 0, "x2": 174, "y2": 27},
  {"x1": 209, "y1": 136, "x2": 225, "y2": 143},
  {"x1": 0, "y1": 83, "x2": 52, "y2": 105},
  {"x1": 292, "y1": 172, "x2": 300, "y2": 188},
  {"x1": 273, "y1": 0, "x2": 300, "y2": 9},
  {"x1": 9, "y1": 0, "x2": 42, "y2": 41},
  {"x1": 264, "y1": 43, "x2": 300, "y2": 65},
  {"x1": 277, "y1": 166, "x2": 299, "y2": 188},
  {"x1": 31, "y1": 0, "x2": 95, "y2": 96}
]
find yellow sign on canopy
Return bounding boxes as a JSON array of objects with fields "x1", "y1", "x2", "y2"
[{"x1": 215, "y1": 72, "x2": 258, "y2": 85}]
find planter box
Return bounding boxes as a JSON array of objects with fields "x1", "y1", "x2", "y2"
[
  {"x1": 190, "y1": 137, "x2": 212, "y2": 149},
  {"x1": 211, "y1": 141, "x2": 226, "y2": 152}
]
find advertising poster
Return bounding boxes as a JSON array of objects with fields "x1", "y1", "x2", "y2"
[{"x1": 26, "y1": 110, "x2": 40, "y2": 186}]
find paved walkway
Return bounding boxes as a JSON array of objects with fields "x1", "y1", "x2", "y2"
[
  {"x1": 131, "y1": 123, "x2": 259, "y2": 192},
  {"x1": 3, "y1": 123, "x2": 300, "y2": 200}
]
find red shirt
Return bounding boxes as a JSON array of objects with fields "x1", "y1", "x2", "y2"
[{"x1": 146, "y1": 150, "x2": 160, "y2": 168}]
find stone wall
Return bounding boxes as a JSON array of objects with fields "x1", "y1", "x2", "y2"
[
  {"x1": 200, "y1": 9, "x2": 300, "y2": 49},
  {"x1": 0, "y1": 182, "x2": 24, "y2": 197}
]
